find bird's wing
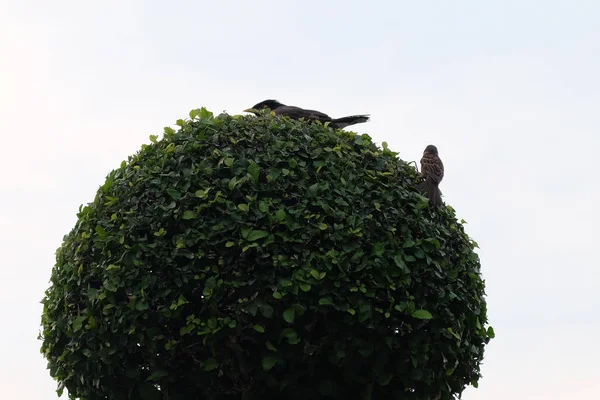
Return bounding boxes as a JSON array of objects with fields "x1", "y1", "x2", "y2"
[
  {"x1": 420, "y1": 154, "x2": 444, "y2": 183},
  {"x1": 273, "y1": 106, "x2": 332, "y2": 122}
]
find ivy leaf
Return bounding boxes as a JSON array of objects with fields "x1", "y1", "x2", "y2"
[{"x1": 253, "y1": 324, "x2": 265, "y2": 333}]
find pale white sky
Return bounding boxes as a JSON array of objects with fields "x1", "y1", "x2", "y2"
[{"x1": 1, "y1": 1, "x2": 599, "y2": 399}]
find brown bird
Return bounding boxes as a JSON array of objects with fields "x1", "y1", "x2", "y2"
[
  {"x1": 244, "y1": 99, "x2": 370, "y2": 129},
  {"x1": 418, "y1": 145, "x2": 444, "y2": 206}
]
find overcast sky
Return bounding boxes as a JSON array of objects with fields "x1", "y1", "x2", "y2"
[{"x1": 1, "y1": 1, "x2": 599, "y2": 399}]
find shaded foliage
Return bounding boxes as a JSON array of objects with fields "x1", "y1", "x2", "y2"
[{"x1": 40, "y1": 109, "x2": 493, "y2": 400}]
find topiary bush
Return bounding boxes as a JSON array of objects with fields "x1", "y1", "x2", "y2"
[{"x1": 40, "y1": 108, "x2": 493, "y2": 400}]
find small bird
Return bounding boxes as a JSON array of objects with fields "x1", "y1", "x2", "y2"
[
  {"x1": 244, "y1": 99, "x2": 370, "y2": 129},
  {"x1": 418, "y1": 145, "x2": 444, "y2": 206}
]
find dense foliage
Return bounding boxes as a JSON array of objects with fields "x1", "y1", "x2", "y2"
[{"x1": 40, "y1": 108, "x2": 493, "y2": 400}]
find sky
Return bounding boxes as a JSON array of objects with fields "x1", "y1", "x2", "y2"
[{"x1": 1, "y1": 0, "x2": 599, "y2": 398}]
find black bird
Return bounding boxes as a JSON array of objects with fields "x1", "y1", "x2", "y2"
[
  {"x1": 244, "y1": 99, "x2": 370, "y2": 129},
  {"x1": 418, "y1": 144, "x2": 444, "y2": 206}
]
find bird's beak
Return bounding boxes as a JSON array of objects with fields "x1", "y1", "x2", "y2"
[{"x1": 243, "y1": 108, "x2": 255, "y2": 113}]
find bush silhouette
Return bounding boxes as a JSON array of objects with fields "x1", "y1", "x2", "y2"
[{"x1": 40, "y1": 108, "x2": 493, "y2": 400}]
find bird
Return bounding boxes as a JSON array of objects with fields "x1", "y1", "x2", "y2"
[
  {"x1": 418, "y1": 144, "x2": 444, "y2": 206},
  {"x1": 243, "y1": 99, "x2": 370, "y2": 129}
]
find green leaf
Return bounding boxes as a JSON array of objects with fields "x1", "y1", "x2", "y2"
[
  {"x1": 195, "y1": 188, "x2": 211, "y2": 199},
  {"x1": 411, "y1": 309, "x2": 433, "y2": 320},
  {"x1": 307, "y1": 183, "x2": 319, "y2": 197},
  {"x1": 136, "y1": 301, "x2": 149, "y2": 311},
  {"x1": 373, "y1": 243, "x2": 385, "y2": 256},
  {"x1": 86, "y1": 316, "x2": 96, "y2": 329},
  {"x1": 224, "y1": 157, "x2": 234, "y2": 167},
  {"x1": 72, "y1": 316, "x2": 87, "y2": 332},
  {"x1": 275, "y1": 208, "x2": 286, "y2": 222},
  {"x1": 319, "y1": 297, "x2": 334, "y2": 306},
  {"x1": 447, "y1": 327, "x2": 461, "y2": 340},
  {"x1": 106, "y1": 264, "x2": 120, "y2": 271},
  {"x1": 202, "y1": 358, "x2": 219, "y2": 371},
  {"x1": 259, "y1": 201, "x2": 269, "y2": 212},
  {"x1": 281, "y1": 328, "x2": 298, "y2": 342},
  {"x1": 259, "y1": 304, "x2": 274, "y2": 318},
  {"x1": 265, "y1": 340, "x2": 277, "y2": 351},
  {"x1": 182, "y1": 210, "x2": 197, "y2": 220},
  {"x1": 262, "y1": 356, "x2": 277, "y2": 371},
  {"x1": 309, "y1": 269, "x2": 320, "y2": 279},
  {"x1": 248, "y1": 162, "x2": 260, "y2": 183},
  {"x1": 283, "y1": 307, "x2": 295, "y2": 323},
  {"x1": 279, "y1": 279, "x2": 293, "y2": 287},
  {"x1": 166, "y1": 189, "x2": 182, "y2": 200},
  {"x1": 273, "y1": 291, "x2": 283, "y2": 299},
  {"x1": 318, "y1": 223, "x2": 327, "y2": 230},
  {"x1": 393, "y1": 255, "x2": 410, "y2": 273},
  {"x1": 487, "y1": 326, "x2": 496, "y2": 338},
  {"x1": 253, "y1": 324, "x2": 265, "y2": 333},
  {"x1": 246, "y1": 229, "x2": 268, "y2": 241},
  {"x1": 299, "y1": 283, "x2": 311, "y2": 292},
  {"x1": 237, "y1": 203, "x2": 250, "y2": 212}
]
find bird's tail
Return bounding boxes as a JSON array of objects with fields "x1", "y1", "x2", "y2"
[
  {"x1": 418, "y1": 178, "x2": 443, "y2": 206},
  {"x1": 330, "y1": 115, "x2": 370, "y2": 129}
]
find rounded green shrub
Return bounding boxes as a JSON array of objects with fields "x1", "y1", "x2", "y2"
[{"x1": 40, "y1": 108, "x2": 493, "y2": 400}]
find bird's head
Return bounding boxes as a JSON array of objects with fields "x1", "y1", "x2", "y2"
[
  {"x1": 243, "y1": 99, "x2": 284, "y2": 114},
  {"x1": 424, "y1": 144, "x2": 438, "y2": 155}
]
